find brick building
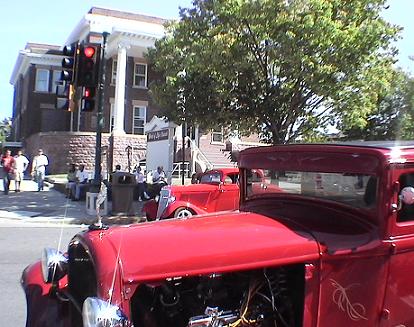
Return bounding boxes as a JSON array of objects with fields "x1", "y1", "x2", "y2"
[{"x1": 9, "y1": 7, "x2": 262, "y2": 177}]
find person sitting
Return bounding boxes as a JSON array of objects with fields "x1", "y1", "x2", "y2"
[
  {"x1": 114, "y1": 164, "x2": 121, "y2": 172},
  {"x1": 108, "y1": 164, "x2": 122, "y2": 183},
  {"x1": 152, "y1": 166, "x2": 166, "y2": 184},
  {"x1": 71, "y1": 164, "x2": 89, "y2": 201},
  {"x1": 134, "y1": 166, "x2": 149, "y2": 201},
  {"x1": 147, "y1": 166, "x2": 167, "y2": 198},
  {"x1": 65, "y1": 163, "x2": 78, "y2": 198},
  {"x1": 191, "y1": 173, "x2": 200, "y2": 184}
]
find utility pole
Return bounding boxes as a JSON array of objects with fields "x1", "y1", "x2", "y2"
[
  {"x1": 93, "y1": 31, "x2": 109, "y2": 189},
  {"x1": 182, "y1": 121, "x2": 186, "y2": 185}
]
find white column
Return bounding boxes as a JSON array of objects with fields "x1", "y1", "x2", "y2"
[{"x1": 113, "y1": 44, "x2": 128, "y2": 135}]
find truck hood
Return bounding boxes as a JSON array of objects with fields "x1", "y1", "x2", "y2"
[{"x1": 86, "y1": 212, "x2": 320, "y2": 283}]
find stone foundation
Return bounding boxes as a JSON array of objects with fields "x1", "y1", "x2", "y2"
[
  {"x1": 108, "y1": 133, "x2": 147, "y2": 173},
  {"x1": 24, "y1": 132, "x2": 147, "y2": 175}
]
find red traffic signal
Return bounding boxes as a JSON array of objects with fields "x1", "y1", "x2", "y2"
[
  {"x1": 84, "y1": 87, "x2": 93, "y2": 97},
  {"x1": 76, "y1": 44, "x2": 101, "y2": 87},
  {"x1": 83, "y1": 47, "x2": 95, "y2": 58},
  {"x1": 80, "y1": 87, "x2": 96, "y2": 112}
]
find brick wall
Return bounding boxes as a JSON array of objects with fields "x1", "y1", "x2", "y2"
[
  {"x1": 109, "y1": 134, "x2": 147, "y2": 173},
  {"x1": 24, "y1": 132, "x2": 146, "y2": 175}
]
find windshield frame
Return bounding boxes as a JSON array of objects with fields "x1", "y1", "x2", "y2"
[
  {"x1": 243, "y1": 169, "x2": 378, "y2": 210},
  {"x1": 239, "y1": 148, "x2": 384, "y2": 214}
]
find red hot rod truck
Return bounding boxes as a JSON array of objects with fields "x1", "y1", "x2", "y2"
[
  {"x1": 142, "y1": 168, "x2": 240, "y2": 220},
  {"x1": 22, "y1": 142, "x2": 414, "y2": 327}
]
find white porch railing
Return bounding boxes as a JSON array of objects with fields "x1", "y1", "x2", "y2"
[
  {"x1": 172, "y1": 162, "x2": 190, "y2": 178},
  {"x1": 187, "y1": 137, "x2": 213, "y2": 173}
]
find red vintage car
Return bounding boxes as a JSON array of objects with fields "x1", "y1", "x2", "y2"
[
  {"x1": 142, "y1": 167, "x2": 240, "y2": 220},
  {"x1": 22, "y1": 142, "x2": 414, "y2": 327}
]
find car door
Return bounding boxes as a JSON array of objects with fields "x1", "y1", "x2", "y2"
[
  {"x1": 213, "y1": 172, "x2": 239, "y2": 212},
  {"x1": 381, "y1": 168, "x2": 414, "y2": 326}
]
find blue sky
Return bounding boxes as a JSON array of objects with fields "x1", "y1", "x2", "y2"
[{"x1": 0, "y1": 0, "x2": 412, "y2": 120}]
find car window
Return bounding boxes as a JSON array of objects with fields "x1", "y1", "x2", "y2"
[
  {"x1": 398, "y1": 173, "x2": 414, "y2": 222},
  {"x1": 224, "y1": 176, "x2": 233, "y2": 184},
  {"x1": 200, "y1": 172, "x2": 221, "y2": 184},
  {"x1": 227, "y1": 173, "x2": 239, "y2": 184},
  {"x1": 246, "y1": 169, "x2": 377, "y2": 209}
]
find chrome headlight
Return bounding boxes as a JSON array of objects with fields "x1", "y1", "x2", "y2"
[
  {"x1": 41, "y1": 248, "x2": 68, "y2": 284},
  {"x1": 82, "y1": 297, "x2": 131, "y2": 327}
]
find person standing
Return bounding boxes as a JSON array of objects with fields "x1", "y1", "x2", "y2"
[
  {"x1": 1, "y1": 149, "x2": 16, "y2": 195},
  {"x1": 14, "y1": 150, "x2": 29, "y2": 192},
  {"x1": 31, "y1": 149, "x2": 49, "y2": 192}
]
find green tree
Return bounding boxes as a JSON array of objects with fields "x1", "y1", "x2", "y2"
[
  {"x1": 148, "y1": 0, "x2": 400, "y2": 144},
  {"x1": 0, "y1": 118, "x2": 11, "y2": 143},
  {"x1": 342, "y1": 70, "x2": 414, "y2": 140}
]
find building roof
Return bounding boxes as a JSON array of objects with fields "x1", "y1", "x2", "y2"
[
  {"x1": 88, "y1": 7, "x2": 167, "y2": 25},
  {"x1": 66, "y1": 6, "x2": 166, "y2": 46},
  {"x1": 10, "y1": 42, "x2": 63, "y2": 85},
  {"x1": 10, "y1": 6, "x2": 168, "y2": 86},
  {"x1": 24, "y1": 43, "x2": 62, "y2": 55}
]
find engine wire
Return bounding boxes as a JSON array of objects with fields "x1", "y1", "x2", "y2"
[
  {"x1": 229, "y1": 278, "x2": 264, "y2": 326},
  {"x1": 230, "y1": 270, "x2": 292, "y2": 327}
]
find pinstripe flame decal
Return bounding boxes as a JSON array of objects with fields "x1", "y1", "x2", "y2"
[{"x1": 330, "y1": 279, "x2": 368, "y2": 321}]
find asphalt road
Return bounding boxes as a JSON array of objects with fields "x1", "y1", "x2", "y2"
[{"x1": 0, "y1": 221, "x2": 84, "y2": 326}]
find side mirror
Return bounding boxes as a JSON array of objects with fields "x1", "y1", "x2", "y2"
[
  {"x1": 398, "y1": 186, "x2": 414, "y2": 210},
  {"x1": 218, "y1": 182, "x2": 224, "y2": 192}
]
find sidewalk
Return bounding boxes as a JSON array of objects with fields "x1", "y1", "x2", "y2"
[{"x1": 0, "y1": 179, "x2": 144, "y2": 226}]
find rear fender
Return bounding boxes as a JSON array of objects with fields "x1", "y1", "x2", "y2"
[{"x1": 21, "y1": 261, "x2": 71, "y2": 327}]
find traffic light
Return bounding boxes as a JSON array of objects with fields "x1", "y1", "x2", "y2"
[
  {"x1": 80, "y1": 86, "x2": 96, "y2": 112},
  {"x1": 56, "y1": 82, "x2": 74, "y2": 110},
  {"x1": 60, "y1": 44, "x2": 78, "y2": 84},
  {"x1": 76, "y1": 44, "x2": 101, "y2": 87},
  {"x1": 56, "y1": 44, "x2": 77, "y2": 110}
]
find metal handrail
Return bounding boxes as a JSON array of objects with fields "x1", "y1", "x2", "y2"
[{"x1": 186, "y1": 137, "x2": 213, "y2": 173}]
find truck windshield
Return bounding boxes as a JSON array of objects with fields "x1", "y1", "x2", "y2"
[
  {"x1": 246, "y1": 169, "x2": 377, "y2": 209},
  {"x1": 200, "y1": 172, "x2": 222, "y2": 184}
]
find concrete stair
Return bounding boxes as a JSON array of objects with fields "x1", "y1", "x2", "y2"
[{"x1": 198, "y1": 135, "x2": 235, "y2": 169}]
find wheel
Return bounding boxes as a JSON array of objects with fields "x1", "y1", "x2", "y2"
[{"x1": 174, "y1": 208, "x2": 194, "y2": 219}]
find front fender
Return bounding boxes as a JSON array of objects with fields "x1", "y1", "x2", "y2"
[
  {"x1": 21, "y1": 261, "x2": 70, "y2": 327},
  {"x1": 162, "y1": 201, "x2": 208, "y2": 218}
]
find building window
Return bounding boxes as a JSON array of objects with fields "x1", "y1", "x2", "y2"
[
  {"x1": 35, "y1": 69, "x2": 49, "y2": 92},
  {"x1": 111, "y1": 59, "x2": 117, "y2": 85},
  {"x1": 133, "y1": 63, "x2": 147, "y2": 88},
  {"x1": 52, "y1": 70, "x2": 61, "y2": 94},
  {"x1": 110, "y1": 103, "x2": 115, "y2": 132},
  {"x1": 211, "y1": 127, "x2": 224, "y2": 143},
  {"x1": 133, "y1": 106, "x2": 146, "y2": 135}
]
